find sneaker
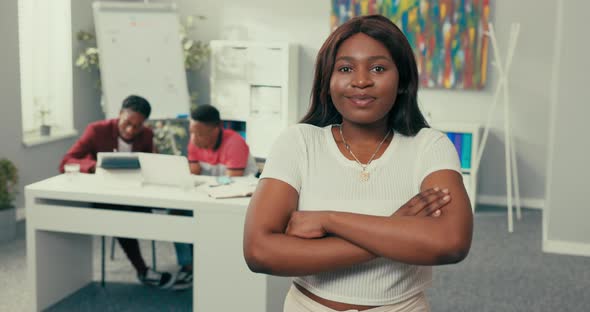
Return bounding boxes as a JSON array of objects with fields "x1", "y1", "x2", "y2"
[
  {"x1": 138, "y1": 268, "x2": 174, "y2": 289},
  {"x1": 171, "y1": 269, "x2": 193, "y2": 291}
]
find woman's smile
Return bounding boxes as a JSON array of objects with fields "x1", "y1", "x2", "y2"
[{"x1": 346, "y1": 94, "x2": 376, "y2": 108}]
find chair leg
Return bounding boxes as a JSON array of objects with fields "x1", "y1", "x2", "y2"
[
  {"x1": 101, "y1": 236, "x2": 106, "y2": 288},
  {"x1": 151, "y1": 240, "x2": 157, "y2": 270},
  {"x1": 110, "y1": 237, "x2": 116, "y2": 260}
]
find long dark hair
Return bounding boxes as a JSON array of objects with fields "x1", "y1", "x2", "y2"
[{"x1": 300, "y1": 15, "x2": 428, "y2": 136}]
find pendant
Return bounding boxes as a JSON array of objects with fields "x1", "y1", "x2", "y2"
[{"x1": 360, "y1": 171, "x2": 369, "y2": 181}]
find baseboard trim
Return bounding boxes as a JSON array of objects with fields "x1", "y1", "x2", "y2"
[
  {"x1": 477, "y1": 195, "x2": 545, "y2": 210},
  {"x1": 543, "y1": 239, "x2": 590, "y2": 257}
]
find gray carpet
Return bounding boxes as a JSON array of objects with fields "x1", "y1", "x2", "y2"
[
  {"x1": 0, "y1": 220, "x2": 28, "y2": 311},
  {"x1": 0, "y1": 221, "x2": 191, "y2": 312},
  {"x1": 428, "y1": 209, "x2": 590, "y2": 312},
  {"x1": 1, "y1": 208, "x2": 589, "y2": 311}
]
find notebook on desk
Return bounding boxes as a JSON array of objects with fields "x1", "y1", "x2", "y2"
[
  {"x1": 205, "y1": 183, "x2": 256, "y2": 199},
  {"x1": 204, "y1": 176, "x2": 258, "y2": 199}
]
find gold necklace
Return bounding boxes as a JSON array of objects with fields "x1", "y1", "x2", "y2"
[{"x1": 338, "y1": 124, "x2": 391, "y2": 182}]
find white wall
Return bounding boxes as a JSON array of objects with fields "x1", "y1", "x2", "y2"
[
  {"x1": 411, "y1": 0, "x2": 556, "y2": 207},
  {"x1": 0, "y1": 0, "x2": 103, "y2": 208},
  {"x1": 161, "y1": 0, "x2": 330, "y2": 120},
  {"x1": 164, "y1": 0, "x2": 555, "y2": 207},
  {"x1": 543, "y1": 0, "x2": 590, "y2": 256}
]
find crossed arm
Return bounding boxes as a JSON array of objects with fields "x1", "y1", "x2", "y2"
[{"x1": 243, "y1": 169, "x2": 473, "y2": 277}]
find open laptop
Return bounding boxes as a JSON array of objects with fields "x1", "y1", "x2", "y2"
[{"x1": 137, "y1": 153, "x2": 193, "y2": 190}]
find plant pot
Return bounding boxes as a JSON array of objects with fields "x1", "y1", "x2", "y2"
[
  {"x1": 40, "y1": 125, "x2": 51, "y2": 136},
  {"x1": 0, "y1": 207, "x2": 16, "y2": 243}
]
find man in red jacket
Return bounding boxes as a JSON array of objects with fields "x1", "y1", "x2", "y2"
[{"x1": 60, "y1": 95, "x2": 173, "y2": 289}]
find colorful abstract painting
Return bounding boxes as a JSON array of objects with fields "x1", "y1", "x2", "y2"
[{"x1": 331, "y1": 0, "x2": 490, "y2": 89}]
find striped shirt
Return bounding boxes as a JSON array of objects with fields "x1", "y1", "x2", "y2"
[{"x1": 187, "y1": 128, "x2": 258, "y2": 176}]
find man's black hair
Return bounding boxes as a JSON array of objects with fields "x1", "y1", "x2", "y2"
[
  {"x1": 121, "y1": 95, "x2": 151, "y2": 119},
  {"x1": 191, "y1": 104, "x2": 221, "y2": 125}
]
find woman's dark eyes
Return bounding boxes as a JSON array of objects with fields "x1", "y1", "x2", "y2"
[{"x1": 336, "y1": 66, "x2": 386, "y2": 73}]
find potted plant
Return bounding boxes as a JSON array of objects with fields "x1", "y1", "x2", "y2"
[
  {"x1": 0, "y1": 158, "x2": 18, "y2": 242},
  {"x1": 39, "y1": 108, "x2": 51, "y2": 136},
  {"x1": 34, "y1": 97, "x2": 52, "y2": 136}
]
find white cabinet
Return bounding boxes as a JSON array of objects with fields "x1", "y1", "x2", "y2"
[
  {"x1": 209, "y1": 40, "x2": 299, "y2": 159},
  {"x1": 431, "y1": 123, "x2": 482, "y2": 210}
]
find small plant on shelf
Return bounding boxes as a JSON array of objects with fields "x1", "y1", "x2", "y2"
[{"x1": 33, "y1": 97, "x2": 52, "y2": 136}]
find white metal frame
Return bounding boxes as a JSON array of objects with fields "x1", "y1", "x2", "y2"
[{"x1": 477, "y1": 23, "x2": 522, "y2": 232}]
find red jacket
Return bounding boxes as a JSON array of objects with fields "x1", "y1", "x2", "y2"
[{"x1": 59, "y1": 119, "x2": 154, "y2": 173}]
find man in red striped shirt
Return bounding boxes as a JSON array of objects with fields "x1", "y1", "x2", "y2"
[{"x1": 170, "y1": 104, "x2": 257, "y2": 290}]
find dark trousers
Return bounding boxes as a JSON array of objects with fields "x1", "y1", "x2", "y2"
[
  {"x1": 116, "y1": 237, "x2": 147, "y2": 274},
  {"x1": 169, "y1": 209, "x2": 193, "y2": 267},
  {"x1": 92, "y1": 203, "x2": 152, "y2": 275}
]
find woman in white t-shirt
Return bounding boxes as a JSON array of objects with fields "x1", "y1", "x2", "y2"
[{"x1": 243, "y1": 15, "x2": 473, "y2": 312}]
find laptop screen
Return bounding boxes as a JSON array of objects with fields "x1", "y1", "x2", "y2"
[{"x1": 137, "y1": 153, "x2": 192, "y2": 189}]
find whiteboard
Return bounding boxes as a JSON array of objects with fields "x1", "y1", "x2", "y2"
[{"x1": 93, "y1": 2, "x2": 190, "y2": 119}]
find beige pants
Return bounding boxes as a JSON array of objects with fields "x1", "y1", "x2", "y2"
[{"x1": 283, "y1": 285, "x2": 430, "y2": 312}]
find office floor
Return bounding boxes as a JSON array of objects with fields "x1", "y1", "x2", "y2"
[
  {"x1": 0, "y1": 220, "x2": 28, "y2": 311},
  {"x1": 0, "y1": 221, "x2": 191, "y2": 312},
  {"x1": 427, "y1": 208, "x2": 590, "y2": 311},
  {"x1": 1, "y1": 208, "x2": 589, "y2": 311}
]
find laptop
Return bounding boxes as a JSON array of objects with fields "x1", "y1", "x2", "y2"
[{"x1": 137, "y1": 153, "x2": 193, "y2": 189}]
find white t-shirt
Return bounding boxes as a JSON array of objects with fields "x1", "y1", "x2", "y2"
[
  {"x1": 260, "y1": 124, "x2": 461, "y2": 306},
  {"x1": 117, "y1": 137, "x2": 133, "y2": 153}
]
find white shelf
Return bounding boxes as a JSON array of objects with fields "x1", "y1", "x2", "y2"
[
  {"x1": 431, "y1": 122, "x2": 481, "y2": 134},
  {"x1": 209, "y1": 40, "x2": 299, "y2": 159}
]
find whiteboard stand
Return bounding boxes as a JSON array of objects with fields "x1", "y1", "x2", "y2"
[{"x1": 476, "y1": 23, "x2": 521, "y2": 233}]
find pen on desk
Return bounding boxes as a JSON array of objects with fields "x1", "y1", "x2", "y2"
[{"x1": 209, "y1": 183, "x2": 229, "y2": 188}]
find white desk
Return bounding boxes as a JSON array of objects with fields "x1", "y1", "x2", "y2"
[{"x1": 25, "y1": 173, "x2": 291, "y2": 311}]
